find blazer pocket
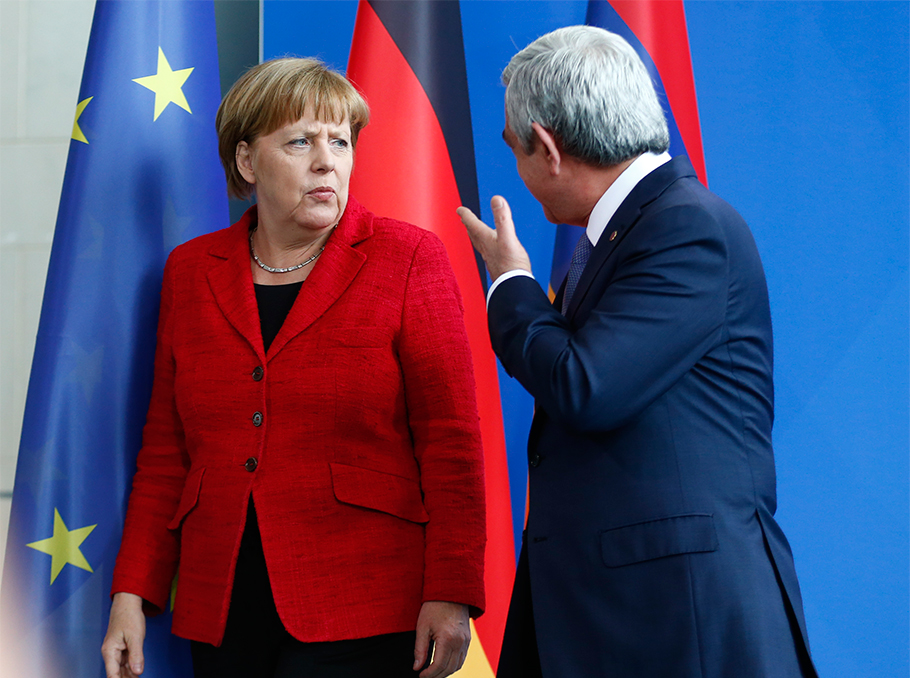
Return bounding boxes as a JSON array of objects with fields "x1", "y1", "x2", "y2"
[
  {"x1": 166, "y1": 467, "x2": 205, "y2": 530},
  {"x1": 330, "y1": 462, "x2": 429, "y2": 524},
  {"x1": 600, "y1": 513, "x2": 718, "y2": 568}
]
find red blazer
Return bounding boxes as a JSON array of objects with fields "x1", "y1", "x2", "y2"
[{"x1": 112, "y1": 198, "x2": 486, "y2": 645}]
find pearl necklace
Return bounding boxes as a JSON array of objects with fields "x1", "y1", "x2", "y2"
[{"x1": 249, "y1": 229, "x2": 325, "y2": 274}]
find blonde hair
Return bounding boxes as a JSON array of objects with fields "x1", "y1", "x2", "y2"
[{"x1": 216, "y1": 57, "x2": 370, "y2": 199}]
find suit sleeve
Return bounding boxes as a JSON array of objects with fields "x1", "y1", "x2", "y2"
[
  {"x1": 111, "y1": 253, "x2": 190, "y2": 614},
  {"x1": 398, "y1": 231, "x2": 486, "y2": 615},
  {"x1": 489, "y1": 204, "x2": 728, "y2": 433}
]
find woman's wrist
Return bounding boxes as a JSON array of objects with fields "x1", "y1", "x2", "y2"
[{"x1": 111, "y1": 591, "x2": 144, "y2": 608}]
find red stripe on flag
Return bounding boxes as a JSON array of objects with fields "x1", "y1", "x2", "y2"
[
  {"x1": 347, "y1": 1, "x2": 513, "y2": 670},
  {"x1": 610, "y1": 0, "x2": 707, "y2": 185}
]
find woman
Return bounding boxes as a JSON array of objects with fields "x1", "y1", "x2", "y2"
[{"x1": 102, "y1": 58, "x2": 486, "y2": 678}]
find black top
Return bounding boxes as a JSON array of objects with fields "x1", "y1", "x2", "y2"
[
  {"x1": 254, "y1": 281, "x2": 303, "y2": 352},
  {"x1": 228, "y1": 281, "x2": 304, "y2": 614}
]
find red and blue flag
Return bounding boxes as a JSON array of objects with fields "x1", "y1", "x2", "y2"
[{"x1": 548, "y1": 0, "x2": 706, "y2": 299}]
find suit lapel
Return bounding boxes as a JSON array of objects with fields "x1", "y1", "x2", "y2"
[
  {"x1": 266, "y1": 198, "x2": 373, "y2": 359},
  {"x1": 564, "y1": 156, "x2": 697, "y2": 320},
  {"x1": 206, "y1": 212, "x2": 265, "y2": 361}
]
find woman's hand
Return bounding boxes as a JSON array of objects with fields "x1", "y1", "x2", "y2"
[
  {"x1": 101, "y1": 592, "x2": 146, "y2": 678},
  {"x1": 413, "y1": 600, "x2": 471, "y2": 678}
]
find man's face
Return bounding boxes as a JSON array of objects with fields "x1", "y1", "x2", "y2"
[
  {"x1": 502, "y1": 117, "x2": 559, "y2": 223},
  {"x1": 502, "y1": 115, "x2": 576, "y2": 225}
]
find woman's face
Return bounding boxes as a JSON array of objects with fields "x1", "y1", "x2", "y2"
[{"x1": 237, "y1": 110, "x2": 353, "y2": 234}]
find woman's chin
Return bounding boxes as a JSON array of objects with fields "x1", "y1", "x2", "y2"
[
  {"x1": 295, "y1": 209, "x2": 341, "y2": 232},
  {"x1": 295, "y1": 199, "x2": 346, "y2": 231}
]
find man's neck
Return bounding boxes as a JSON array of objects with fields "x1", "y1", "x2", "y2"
[{"x1": 568, "y1": 156, "x2": 637, "y2": 228}]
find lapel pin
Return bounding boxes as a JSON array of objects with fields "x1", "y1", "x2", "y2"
[{"x1": 609, "y1": 230, "x2": 618, "y2": 242}]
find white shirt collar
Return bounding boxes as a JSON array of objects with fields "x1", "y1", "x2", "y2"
[{"x1": 586, "y1": 152, "x2": 671, "y2": 246}]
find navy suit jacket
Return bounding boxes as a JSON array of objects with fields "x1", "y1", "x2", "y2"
[{"x1": 489, "y1": 157, "x2": 817, "y2": 677}]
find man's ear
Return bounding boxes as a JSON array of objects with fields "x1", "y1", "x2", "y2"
[
  {"x1": 236, "y1": 141, "x2": 256, "y2": 185},
  {"x1": 531, "y1": 122, "x2": 562, "y2": 175}
]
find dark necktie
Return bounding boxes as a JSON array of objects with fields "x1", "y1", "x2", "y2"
[{"x1": 561, "y1": 233, "x2": 593, "y2": 315}]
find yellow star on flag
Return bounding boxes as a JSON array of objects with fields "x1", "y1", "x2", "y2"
[
  {"x1": 132, "y1": 47, "x2": 194, "y2": 121},
  {"x1": 26, "y1": 508, "x2": 96, "y2": 585},
  {"x1": 72, "y1": 97, "x2": 92, "y2": 144}
]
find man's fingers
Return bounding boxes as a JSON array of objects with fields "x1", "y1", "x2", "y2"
[
  {"x1": 456, "y1": 206, "x2": 495, "y2": 252},
  {"x1": 455, "y1": 205, "x2": 478, "y2": 226},
  {"x1": 455, "y1": 205, "x2": 486, "y2": 234},
  {"x1": 459, "y1": 198, "x2": 531, "y2": 279},
  {"x1": 490, "y1": 196, "x2": 531, "y2": 268},
  {"x1": 490, "y1": 195, "x2": 516, "y2": 240}
]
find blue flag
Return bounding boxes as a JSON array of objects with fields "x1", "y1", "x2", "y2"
[{"x1": 0, "y1": 2, "x2": 227, "y2": 676}]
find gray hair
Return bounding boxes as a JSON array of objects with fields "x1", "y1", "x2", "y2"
[{"x1": 502, "y1": 25, "x2": 669, "y2": 166}]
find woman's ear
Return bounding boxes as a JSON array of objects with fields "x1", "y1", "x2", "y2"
[
  {"x1": 236, "y1": 141, "x2": 255, "y2": 185},
  {"x1": 531, "y1": 122, "x2": 562, "y2": 175}
]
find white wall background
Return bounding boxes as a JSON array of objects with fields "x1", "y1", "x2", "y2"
[{"x1": 0, "y1": 0, "x2": 95, "y2": 584}]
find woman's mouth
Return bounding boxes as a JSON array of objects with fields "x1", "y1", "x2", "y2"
[{"x1": 308, "y1": 187, "x2": 336, "y2": 201}]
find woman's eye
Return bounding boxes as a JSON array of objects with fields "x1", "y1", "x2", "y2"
[
  {"x1": 291, "y1": 137, "x2": 310, "y2": 147},
  {"x1": 331, "y1": 138, "x2": 349, "y2": 149}
]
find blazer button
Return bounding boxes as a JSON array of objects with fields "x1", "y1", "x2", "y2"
[
  {"x1": 530, "y1": 453, "x2": 541, "y2": 467},
  {"x1": 252, "y1": 366, "x2": 264, "y2": 381},
  {"x1": 244, "y1": 457, "x2": 258, "y2": 472},
  {"x1": 252, "y1": 412, "x2": 263, "y2": 426}
]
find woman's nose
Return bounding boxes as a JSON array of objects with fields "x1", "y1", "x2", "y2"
[{"x1": 311, "y1": 140, "x2": 335, "y2": 173}]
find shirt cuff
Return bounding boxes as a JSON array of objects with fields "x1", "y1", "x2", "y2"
[{"x1": 486, "y1": 269, "x2": 535, "y2": 309}]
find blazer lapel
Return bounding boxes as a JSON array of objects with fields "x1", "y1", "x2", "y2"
[
  {"x1": 206, "y1": 212, "x2": 265, "y2": 361},
  {"x1": 564, "y1": 155, "x2": 697, "y2": 320},
  {"x1": 266, "y1": 198, "x2": 373, "y2": 359}
]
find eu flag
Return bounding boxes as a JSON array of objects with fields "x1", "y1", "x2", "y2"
[{"x1": 0, "y1": 2, "x2": 227, "y2": 677}]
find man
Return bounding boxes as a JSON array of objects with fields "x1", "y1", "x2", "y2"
[{"x1": 458, "y1": 26, "x2": 818, "y2": 678}]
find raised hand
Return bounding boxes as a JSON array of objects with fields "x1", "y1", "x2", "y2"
[{"x1": 457, "y1": 196, "x2": 531, "y2": 282}]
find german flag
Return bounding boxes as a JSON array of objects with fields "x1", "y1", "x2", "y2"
[{"x1": 346, "y1": 1, "x2": 513, "y2": 674}]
